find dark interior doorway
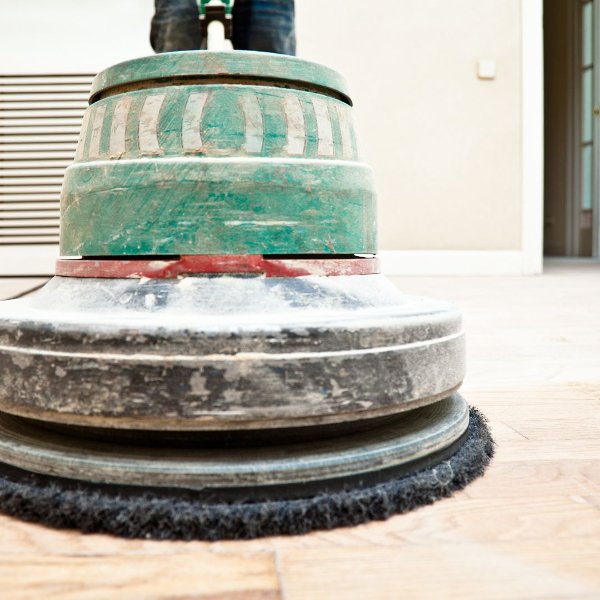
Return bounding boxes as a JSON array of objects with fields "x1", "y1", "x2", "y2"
[{"x1": 544, "y1": 0, "x2": 597, "y2": 257}]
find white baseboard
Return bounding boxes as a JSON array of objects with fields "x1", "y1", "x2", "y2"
[
  {"x1": 379, "y1": 250, "x2": 539, "y2": 276},
  {"x1": 0, "y1": 245, "x2": 58, "y2": 276},
  {"x1": 0, "y1": 246, "x2": 541, "y2": 277}
]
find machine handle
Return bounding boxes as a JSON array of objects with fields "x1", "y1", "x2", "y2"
[{"x1": 198, "y1": 0, "x2": 235, "y2": 50}]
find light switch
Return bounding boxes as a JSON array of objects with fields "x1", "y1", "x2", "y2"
[{"x1": 477, "y1": 59, "x2": 496, "y2": 80}]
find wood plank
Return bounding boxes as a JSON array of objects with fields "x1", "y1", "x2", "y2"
[
  {"x1": 276, "y1": 542, "x2": 600, "y2": 600},
  {"x1": 460, "y1": 460, "x2": 600, "y2": 499},
  {"x1": 1, "y1": 552, "x2": 280, "y2": 600},
  {"x1": 0, "y1": 279, "x2": 49, "y2": 300}
]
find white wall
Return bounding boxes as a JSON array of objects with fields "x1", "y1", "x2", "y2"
[
  {"x1": 0, "y1": 0, "x2": 154, "y2": 73},
  {"x1": 296, "y1": 0, "x2": 542, "y2": 274},
  {"x1": 0, "y1": 0, "x2": 543, "y2": 274}
]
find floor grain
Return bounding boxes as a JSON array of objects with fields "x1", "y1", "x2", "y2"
[
  {"x1": 1, "y1": 260, "x2": 599, "y2": 599},
  {"x1": 0, "y1": 278, "x2": 50, "y2": 301}
]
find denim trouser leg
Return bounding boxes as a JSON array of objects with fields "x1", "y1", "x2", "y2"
[
  {"x1": 151, "y1": 0, "x2": 295, "y2": 55},
  {"x1": 151, "y1": 0, "x2": 201, "y2": 53},
  {"x1": 232, "y1": 0, "x2": 296, "y2": 55}
]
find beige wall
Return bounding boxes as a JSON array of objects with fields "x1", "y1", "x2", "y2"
[
  {"x1": 0, "y1": 0, "x2": 533, "y2": 265},
  {"x1": 0, "y1": 0, "x2": 154, "y2": 73},
  {"x1": 296, "y1": 0, "x2": 523, "y2": 251}
]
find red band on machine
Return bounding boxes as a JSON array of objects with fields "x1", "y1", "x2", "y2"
[{"x1": 55, "y1": 255, "x2": 379, "y2": 279}]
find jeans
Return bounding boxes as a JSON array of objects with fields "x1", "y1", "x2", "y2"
[{"x1": 150, "y1": 0, "x2": 296, "y2": 55}]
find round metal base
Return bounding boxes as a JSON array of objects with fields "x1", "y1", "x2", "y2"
[
  {"x1": 0, "y1": 395, "x2": 468, "y2": 497},
  {"x1": 0, "y1": 404, "x2": 494, "y2": 541},
  {"x1": 0, "y1": 274, "x2": 465, "y2": 431}
]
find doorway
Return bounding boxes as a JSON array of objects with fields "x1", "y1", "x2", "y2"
[{"x1": 544, "y1": 0, "x2": 598, "y2": 257}]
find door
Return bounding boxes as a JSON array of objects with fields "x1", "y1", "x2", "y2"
[
  {"x1": 578, "y1": 0, "x2": 595, "y2": 256},
  {"x1": 544, "y1": 0, "x2": 600, "y2": 257}
]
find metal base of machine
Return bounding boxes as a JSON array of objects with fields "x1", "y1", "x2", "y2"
[
  {"x1": 0, "y1": 406, "x2": 493, "y2": 540},
  {"x1": 0, "y1": 274, "x2": 465, "y2": 432},
  {"x1": 0, "y1": 395, "x2": 468, "y2": 495},
  {"x1": 0, "y1": 273, "x2": 483, "y2": 539}
]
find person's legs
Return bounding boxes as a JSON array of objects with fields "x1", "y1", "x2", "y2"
[
  {"x1": 151, "y1": 0, "x2": 296, "y2": 55},
  {"x1": 150, "y1": 0, "x2": 201, "y2": 53},
  {"x1": 232, "y1": 0, "x2": 296, "y2": 55}
]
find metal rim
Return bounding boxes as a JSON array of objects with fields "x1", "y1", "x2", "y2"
[
  {"x1": 0, "y1": 395, "x2": 469, "y2": 491},
  {"x1": 89, "y1": 51, "x2": 352, "y2": 105},
  {"x1": 0, "y1": 275, "x2": 465, "y2": 430}
]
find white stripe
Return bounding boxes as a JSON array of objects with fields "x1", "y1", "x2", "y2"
[
  {"x1": 182, "y1": 92, "x2": 209, "y2": 152},
  {"x1": 283, "y1": 95, "x2": 306, "y2": 155},
  {"x1": 336, "y1": 104, "x2": 353, "y2": 159},
  {"x1": 240, "y1": 94, "x2": 263, "y2": 153},
  {"x1": 87, "y1": 104, "x2": 107, "y2": 159},
  {"x1": 139, "y1": 94, "x2": 165, "y2": 154},
  {"x1": 74, "y1": 109, "x2": 91, "y2": 161},
  {"x1": 0, "y1": 332, "x2": 463, "y2": 364},
  {"x1": 109, "y1": 96, "x2": 132, "y2": 157},
  {"x1": 311, "y1": 97, "x2": 334, "y2": 157}
]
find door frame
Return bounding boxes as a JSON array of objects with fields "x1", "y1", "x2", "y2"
[{"x1": 522, "y1": 0, "x2": 544, "y2": 272}]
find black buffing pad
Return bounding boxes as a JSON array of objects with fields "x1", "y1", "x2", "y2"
[{"x1": 0, "y1": 408, "x2": 493, "y2": 541}]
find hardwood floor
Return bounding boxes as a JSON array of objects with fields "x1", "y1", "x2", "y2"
[
  {"x1": 0, "y1": 278, "x2": 49, "y2": 301},
  {"x1": 0, "y1": 260, "x2": 599, "y2": 599}
]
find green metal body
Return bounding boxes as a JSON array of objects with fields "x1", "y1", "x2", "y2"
[
  {"x1": 88, "y1": 52, "x2": 351, "y2": 104},
  {"x1": 60, "y1": 51, "x2": 376, "y2": 257},
  {"x1": 199, "y1": 0, "x2": 233, "y2": 16}
]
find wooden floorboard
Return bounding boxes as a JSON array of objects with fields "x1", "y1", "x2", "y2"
[
  {"x1": 0, "y1": 260, "x2": 599, "y2": 598},
  {"x1": 0, "y1": 278, "x2": 50, "y2": 301}
]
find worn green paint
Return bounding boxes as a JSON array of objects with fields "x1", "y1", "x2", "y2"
[
  {"x1": 75, "y1": 85, "x2": 358, "y2": 162},
  {"x1": 89, "y1": 51, "x2": 351, "y2": 104},
  {"x1": 61, "y1": 51, "x2": 377, "y2": 257},
  {"x1": 60, "y1": 159, "x2": 377, "y2": 256},
  {"x1": 199, "y1": 0, "x2": 233, "y2": 16}
]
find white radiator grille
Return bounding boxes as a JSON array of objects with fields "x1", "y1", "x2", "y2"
[{"x1": 0, "y1": 74, "x2": 93, "y2": 246}]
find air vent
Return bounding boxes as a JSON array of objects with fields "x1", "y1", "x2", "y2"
[{"x1": 0, "y1": 74, "x2": 93, "y2": 270}]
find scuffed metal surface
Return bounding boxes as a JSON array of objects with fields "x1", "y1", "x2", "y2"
[{"x1": 0, "y1": 275, "x2": 464, "y2": 430}]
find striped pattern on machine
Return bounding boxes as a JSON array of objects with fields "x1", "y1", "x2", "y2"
[{"x1": 74, "y1": 86, "x2": 359, "y2": 162}]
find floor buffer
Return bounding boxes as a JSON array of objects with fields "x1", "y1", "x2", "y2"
[{"x1": 0, "y1": 3, "x2": 493, "y2": 539}]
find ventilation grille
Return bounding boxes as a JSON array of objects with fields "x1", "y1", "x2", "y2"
[{"x1": 0, "y1": 74, "x2": 93, "y2": 245}]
